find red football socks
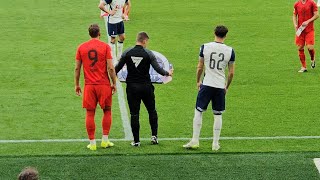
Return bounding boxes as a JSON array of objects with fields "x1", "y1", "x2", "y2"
[
  {"x1": 86, "y1": 110, "x2": 96, "y2": 140},
  {"x1": 299, "y1": 49, "x2": 306, "y2": 68},
  {"x1": 102, "y1": 109, "x2": 112, "y2": 135},
  {"x1": 308, "y1": 49, "x2": 315, "y2": 61}
]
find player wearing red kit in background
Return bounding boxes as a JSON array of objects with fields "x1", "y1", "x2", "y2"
[
  {"x1": 293, "y1": 0, "x2": 319, "y2": 72},
  {"x1": 75, "y1": 24, "x2": 117, "y2": 151}
]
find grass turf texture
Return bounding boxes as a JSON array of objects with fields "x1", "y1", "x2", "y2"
[
  {"x1": 0, "y1": 0, "x2": 320, "y2": 179},
  {"x1": 1, "y1": 152, "x2": 320, "y2": 180}
]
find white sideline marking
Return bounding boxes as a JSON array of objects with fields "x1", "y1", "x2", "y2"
[
  {"x1": 1, "y1": 136, "x2": 320, "y2": 143},
  {"x1": 116, "y1": 81, "x2": 133, "y2": 140},
  {"x1": 102, "y1": 16, "x2": 132, "y2": 140},
  {"x1": 314, "y1": 158, "x2": 320, "y2": 174}
]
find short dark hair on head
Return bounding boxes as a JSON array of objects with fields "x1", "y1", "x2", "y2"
[
  {"x1": 136, "y1": 31, "x2": 149, "y2": 42},
  {"x1": 214, "y1": 25, "x2": 228, "y2": 38},
  {"x1": 18, "y1": 167, "x2": 39, "y2": 180},
  {"x1": 88, "y1": 24, "x2": 100, "y2": 38}
]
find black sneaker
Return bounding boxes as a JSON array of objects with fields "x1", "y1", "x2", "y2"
[
  {"x1": 311, "y1": 60, "x2": 316, "y2": 69},
  {"x1": 131, "y1": 142, "x2": 140, "y2": 147},
  {"x1": 151, "y1": 136, "x2": 158, "y2": 145}
]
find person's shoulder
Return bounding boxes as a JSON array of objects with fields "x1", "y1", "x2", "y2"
[
  {"x1": 309, "y1": 0, "x2": 317, "y2": 5},
  {"x1": 143, "y1": 48, "x2": 156, "y2": 58},
  {"x1": 122, "y1": 46, "x2": 134, "y2": 55},
  {"x1": 98, "y1": 40, "x2": 109, "y2": 46},
  {"x1": 105, "y1": 0, "x2": 113, "y2": 4},
  {"x1": 143, "y1": 47, "x2": 152, "y2": 54},
  {"x1": 223, "y1": 44, "x2": 234, "y2": 53},
  {"x1": 201, "y1": 42, "x2": 214, "y2": 50},
  {"x1": 77, "y1": 40, "x2": 89, "y2": 50}
]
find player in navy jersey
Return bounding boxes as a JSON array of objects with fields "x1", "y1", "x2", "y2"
[{"x1": 183, "y1": 25, "x2": 235, "y2": 151}]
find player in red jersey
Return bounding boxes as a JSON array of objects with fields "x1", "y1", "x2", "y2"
[
  {"x1": 75, "y1": 24, "x2": 117, "y2": 150},
  {"x1": 293, "y1": 0, "x2": 319, "y2": 72}
]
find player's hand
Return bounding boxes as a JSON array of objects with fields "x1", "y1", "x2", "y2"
[
  {"x1": 225, "y1": 88, "x2": 228, "y2": 95},
  {"x1": 197, "y1": 82, "x2": 202, "y2": 91},
  {"x1": 75, "y1": 85, "x2": 82, "y2": 96},
  {"x1": 168, "y1": 69, "x2": 174, "y2": 76},
  {"x1": 123, "y1": 14, "x2": 129, "y2": 21},
  {"x1": 100, "y1": 12, "x2": 109, "y2": 19},
  {"x1": 109, "y1": 8, "x2": 118, "y2": 16},
  {"x1": 302, "y1": 21, "x2": 309, "y2": 27},
  {"x1": 111, "y1": 84, "x2": 117, "y2": 94}
]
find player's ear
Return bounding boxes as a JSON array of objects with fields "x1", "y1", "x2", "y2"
[{"x1": 142, "y1": 39, "x2": 147, "y2": 47}]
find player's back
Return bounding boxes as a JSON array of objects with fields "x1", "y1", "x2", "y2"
[
  {"x1": 201, "y1": 42, "x2": 234, "y2": 89},
  {"x1": 76, "y1": 39, "x2": 112, "y2": 85},
  {"x1": 120, "y1": 45, "x2": 153, "y2": 83}
]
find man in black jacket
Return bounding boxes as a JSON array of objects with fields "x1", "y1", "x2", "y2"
[{"x1": 115, "y1": 32, "x2": 173, "y2": 146}]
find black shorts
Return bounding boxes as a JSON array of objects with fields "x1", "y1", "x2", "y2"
[
  {"x1": 195, "y1": 85, "x2": 225, "y2": 113},
  {"x1": 108, "y1": 21, "x2": 125, "y2": 37},
  {"x1": 126, "y1": 83, "x2": 155, "y2": 115}
]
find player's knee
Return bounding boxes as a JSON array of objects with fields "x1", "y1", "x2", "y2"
[
  {"x1": 131, "y1": 113, "x2": 139, "y2": 121},
  {"x1": 86, "y1": 109, "x2": 95, "y2": 116},
  {"x1": 110, "y1": 38, "x2": 116, "y2": 44},
  {"x1": 297, "y1": 46, "x2": 304, "y2": 51},
  {"x1": 307, "y1": 45, "x2": 314, "y2": 51},
  {"x1": 119, "y1": 35, "x2": 125, "y2": 42},
  {"x1": 103, "y1": 106, "x2": 111, "y2": 111},
  {"x1": 213, "y1": 110, "x2": 223, "y2": 115}
]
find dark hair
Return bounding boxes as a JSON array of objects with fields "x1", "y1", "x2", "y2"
[
  {"x1": 214, "y1": 25, "x2": 228, "y2": 38},
  {"x1": 18, "y1": 167, "x2": 39, "y2": 180},
  {"x1": 88, "y1": 24, "x2": 100, "y2": 38},
  {"x1": 136, "y1": 31, "x2": 149, "y2": 42}
]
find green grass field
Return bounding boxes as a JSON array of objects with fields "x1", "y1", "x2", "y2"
[{"x1": 1, "y1": 0, "x2": 320, "y2": 179}]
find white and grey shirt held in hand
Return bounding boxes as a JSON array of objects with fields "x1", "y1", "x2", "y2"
[
  {"x1": 104, "y1": 0, "x2": 128, "y2": 24},
  {"x1": 199, "y1": 42, "x2": 235, "y2": 89},
  {"x1": 115, "y1": 45, "x2": 169, "y2": 84}
]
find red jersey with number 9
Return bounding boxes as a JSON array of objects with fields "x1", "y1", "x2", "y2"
[
  {"x1": 294, "y1": 0, "x2": 318, "y2": 33},
  {"x1": 76, "y1": 39, "x2": 112, "y2": 85}
]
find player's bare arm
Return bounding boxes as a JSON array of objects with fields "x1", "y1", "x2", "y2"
[
  {"x1": 123, "y1": 1, "x2": 130, "y2": 18},
  {"x1": 107, "y1": 58, "x2": 117, "y2": 94},
  {"x1": 302, "y1": 11, "x2": 319, "y2": 26},
  {"x1": 225, "y1": 62, "x2": 235, "y2": 94},
  {"x1": 196, "y1": 57, "x2": 204, "y2": 91},
  {"x1": 292, "y1": 13, "x2": 298, "y2": 29},
  {"x1": 74, "y1": 60, "x2": 82, "y2": 96}
]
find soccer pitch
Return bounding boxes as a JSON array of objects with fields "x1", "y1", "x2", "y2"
[{"x1": 1, "y1": 0, "x2": 320, "y2": 179}]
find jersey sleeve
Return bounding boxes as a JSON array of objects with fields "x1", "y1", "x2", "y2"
[
  {"x1": 115, "y1": 47, "x2": 131, "y2": 73},
  {"x1": 105, "y1": 0, "x2": 112, "y2": 4},
  {"x1": 75, "y1": 47, "x2": 81, "y2": 61},
  {"x1": 106, "y1": 44, "x2": 112, "y2": 60},
  {"x1": 312, "y1": 1, "x2": 318, "y2": 12},
  {"x1": 148, "y1": 50, "x2": 169, "y2": 76},
  {"x1": 293, "y1": 3, "x2": 298, "y2": 15},
  {"x1": 229, "y1": 49, "x2": 235, "y2": 64},
  {"x1": 199, "y1": 44, "x2": 204, "y2": 58}
]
